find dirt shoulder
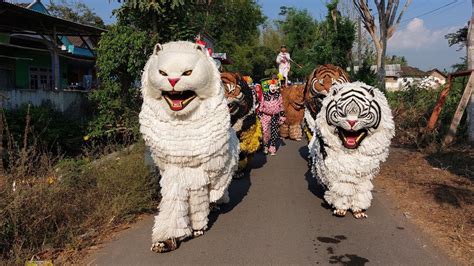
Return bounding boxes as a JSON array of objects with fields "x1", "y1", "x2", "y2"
[{"x1": 376, "y1": 147, "x2": 473, "y2": 265}]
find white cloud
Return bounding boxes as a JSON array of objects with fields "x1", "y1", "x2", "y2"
[{"x1": 388, "y1": 18, "x2": 457, "y2": 50}]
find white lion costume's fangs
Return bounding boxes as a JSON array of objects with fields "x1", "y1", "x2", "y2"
[
  {"x1": 139, "y1": 41, "x2": 239, "y2": 251},
  {"x1": 309, "y1": 82, "x2": 395, "y2": 217}
]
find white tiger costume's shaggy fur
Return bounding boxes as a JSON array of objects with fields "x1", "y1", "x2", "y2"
[
  {"x1": 309, "y1": 82, "x2": 395, "y2": 217},
  {"x1": 139, "y1": 41, "x2": 239, "y2": 251}
]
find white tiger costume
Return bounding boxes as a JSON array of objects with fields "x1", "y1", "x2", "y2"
[{"x1": 309, "y1": 82, "x2": 395, "y2": 218}]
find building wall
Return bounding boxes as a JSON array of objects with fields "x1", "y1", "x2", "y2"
[{"x1": 3, "y1": 89, "x2": 87, "y2": 114}]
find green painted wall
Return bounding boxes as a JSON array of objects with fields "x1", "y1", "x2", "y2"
[{"x1": 13, "y1": 50, "x2": 68, "y2": 89}]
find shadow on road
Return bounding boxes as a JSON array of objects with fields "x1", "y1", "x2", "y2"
[
  {"x1": 299, "y1": 145, "x2": 331, "y2": 210},
  {"x1": 207, "y1": 150, "x2": 270, "y2": 229}
]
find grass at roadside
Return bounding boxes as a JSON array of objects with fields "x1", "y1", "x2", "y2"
[{"x1": 0, "y1": 143, "x2": 159, "y2": 264}]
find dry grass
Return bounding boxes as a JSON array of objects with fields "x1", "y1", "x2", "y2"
[
  {"x1": 376, "y1": 147, "x2": 473, "y2": 265},
  {"x1": 0, "y1": 111, "x2": 158, "y2": 264}
]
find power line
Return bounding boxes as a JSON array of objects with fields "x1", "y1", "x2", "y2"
[{"x1": 400, "y1": 0, "x2": 460, "y2": 24}]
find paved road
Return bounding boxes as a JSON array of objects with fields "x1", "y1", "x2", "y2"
[{"x1": 86, "y1": 140, "x2": 451, "y2": 265}]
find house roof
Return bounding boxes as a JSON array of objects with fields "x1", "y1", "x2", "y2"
[
  {"x1": 15, "y1": 3, "x2": 30, "y2": 8},
  {"x1": 427, "y1": 68, "x2": 447, "y2": 78},
  {"x1": 399, "y1": 66, "x2": 427, "y2": 77},
  {"x1": 0, "y1": 2, "x2": 105, "y2": 36}
]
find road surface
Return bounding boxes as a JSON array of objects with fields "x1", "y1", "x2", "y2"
[{"x1": 86, "y1": 140, "x2": 451, "y2": 265}]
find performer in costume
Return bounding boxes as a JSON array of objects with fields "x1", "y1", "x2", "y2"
[
  {"x1": 259, "y1": 79, "x2": 285, "y2": 155},
  {"x1": 221, "y1": 72, "x2": 262, "y2": 178},
  {"x1": 280, "y1": 84, "x2": 305, "y2": 141},
  {"x1": 309, "y1": 82, "x2": 394, "y2": 219},
  {"x1": 140, "y1": 41, "x2": 239, "y2": 252},
  {"x1": 276, "y1": 46, "x2": 291, "y2": 86}
]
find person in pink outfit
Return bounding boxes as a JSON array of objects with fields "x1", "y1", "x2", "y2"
[{"x1": 259, "y1": 79, "x2": 285, "y2": 155}]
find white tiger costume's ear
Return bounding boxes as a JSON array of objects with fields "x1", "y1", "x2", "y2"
[{"x1": 330, "y1": 84, "x2": 341, "y2": 96}]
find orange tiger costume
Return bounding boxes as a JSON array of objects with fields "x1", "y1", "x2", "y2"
[
  {"x1": 221, "y1": 72, "x2": 262, "y2": 176},
  {"x1": 280, "y1": 84, "x2": 306, "y2": 140},
  {"x1": 304, "y1": 64, "x2": 350, "y2": 140}
]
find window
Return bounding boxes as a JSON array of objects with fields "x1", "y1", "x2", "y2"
[
  {"x1": 0, "y1": 68, "x2": 13, "y2": 89},
  {"x1": 29, "y1": 67, "x2": 52, "y2": 90}
]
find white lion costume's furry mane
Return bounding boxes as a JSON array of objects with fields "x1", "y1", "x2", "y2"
[
  {"x1": 309, "y1": 82, "x2": 395, "y2": 218},
  {"x1": 139, "y1": 41, "x2": 239, "y2": 252}
]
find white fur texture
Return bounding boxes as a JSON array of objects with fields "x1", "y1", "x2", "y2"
[
  {"x1": 139, "y1": 41, "x2": 239, "y2": 243},
  {"x1": 309, "y1": 82, "x2": 395, "y2": 212}
]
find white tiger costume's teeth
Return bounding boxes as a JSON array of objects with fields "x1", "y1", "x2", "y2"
[{"x1": 356, "y1": 131, "x2": 366, "y2": 142}]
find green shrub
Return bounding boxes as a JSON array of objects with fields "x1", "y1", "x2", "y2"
[
  {"x1": 386, "y1": 77, "x2": 468, "y2": 148},
  {"x1": 4, "y1": 104, "x2": 86, "y2": 155}
]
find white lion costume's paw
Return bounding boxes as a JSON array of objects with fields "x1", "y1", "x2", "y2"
[
  {"x1": 140, "y1": 41, "x2": 239, "y2": 252},
  {"x1": 309, "y1": 82, "x2": 395, "y2": 217}
]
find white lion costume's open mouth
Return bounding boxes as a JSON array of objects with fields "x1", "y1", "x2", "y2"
[{"x1": 162, "y1": 90, "x2": 197, "y2": 111}]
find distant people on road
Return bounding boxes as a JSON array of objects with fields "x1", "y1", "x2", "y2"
[{"x1": 276, "y1": 45, "x2": 291, "y2": 86}]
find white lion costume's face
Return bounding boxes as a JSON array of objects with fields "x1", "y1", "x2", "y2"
[
  {"x1": 142, "y1": 41, "x2": 221, "y2": 116},
  {"x1": 324, "y1": 82, "x2": 388, "y2": 149}
]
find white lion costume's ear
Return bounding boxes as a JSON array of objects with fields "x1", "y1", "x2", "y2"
[
  {"x1": 153, "y1": 43, "x2": 163, "y2": 55},
  {"x1": 195, "y1": 44, "x2": 210, "y2": 56}
]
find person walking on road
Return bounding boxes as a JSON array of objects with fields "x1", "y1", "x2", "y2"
[{"x1": 276, "y1": 45, "x2": 291, "y2": 86}]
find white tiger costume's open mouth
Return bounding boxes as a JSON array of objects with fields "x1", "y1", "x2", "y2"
[
  {"x1": 337, "y1": 128, "x2": 367, "y2": 149},
  {"x1": 162, "y1": 90, "x2": 197, "y2": 111}
]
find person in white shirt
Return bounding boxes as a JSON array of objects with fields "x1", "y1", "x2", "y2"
[{"x1": 276, "y1": 45, "x2": 291, "y2": 86}]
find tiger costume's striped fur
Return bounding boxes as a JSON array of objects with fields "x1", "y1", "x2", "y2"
[
  {"x1": 304, "y1": 64, "x2": 350, "y2": 140},
  {"x1": 309, "y1": 82, "x2": 395, "y2": 218},
  {"x1": 221, "y1": 72, "x2": 262, "y2": 175}
]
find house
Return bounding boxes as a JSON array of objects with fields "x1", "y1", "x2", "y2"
[
  {"x1": 351, "y1": 64, "x2": 447, "y2": 91},
  {"x1": 0, "y1": 0, "x2": 105, "y2": 113}
]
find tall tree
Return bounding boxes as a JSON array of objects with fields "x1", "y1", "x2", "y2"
[
  {"x1": 278, "y1": 7, "x2": 319, "y2": 78},
  {"x1": 353, "y1": 0, "x2": 412, "y2": 90},
  {"x1": 47, "y1": 0, "x2": 105, "y2": 28},
  {"x1": 312, "y1": 0, "x2": 355, "y2": 69}
]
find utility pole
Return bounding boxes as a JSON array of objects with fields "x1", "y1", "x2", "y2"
[
  {"x1": 468, "y1": 0, "x2": 474, "y2": 143},
  {"x1": 358, "y1": 15, "x2": 362, "y2": 68}
]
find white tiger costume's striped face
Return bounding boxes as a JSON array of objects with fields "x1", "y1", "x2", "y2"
[{"x1": 326, "y1": 83, "x2": 381, "y2": 149}]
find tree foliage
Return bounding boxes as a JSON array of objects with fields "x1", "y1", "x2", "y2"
[
  {"x1": 351, "y1": 59, "x2": 377, "y2": 86},
  {"x1": 275, "y1": 2, "x2": 355, "y2": 80},
  {"x1": 311, "y1": 1, "x2": 355, "y2": 68},
  {"x1": 445, "y1": 26, "x2": 468, "y2": 51},
  {"x1": 89, "y1": 25, "x2": 157, "y2": 139},
  {"x1": 385, "y1": 55, "x2": 407, "y2": 66},
  {"x1": 47, "y1": 0, "x2": 105, "y2": 28},
  {"x1": 90, "y1": 0, "x2": 266, "y2": 139}
]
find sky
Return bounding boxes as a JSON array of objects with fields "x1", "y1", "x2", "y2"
[{"x1": 73, "y1": 0, "x2": 471, "y2": 71}]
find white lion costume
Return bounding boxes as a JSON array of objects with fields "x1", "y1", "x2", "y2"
[
  {"x1": 139, "y1": 41, "x2": 239, "y2": 252},
  {"x1": 309, "y1": 82, "x2": 395, "y2": 218}
]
